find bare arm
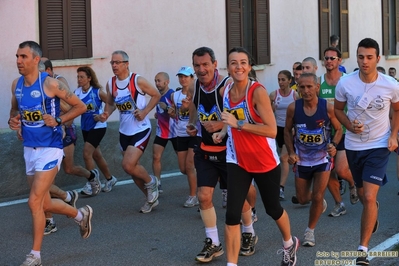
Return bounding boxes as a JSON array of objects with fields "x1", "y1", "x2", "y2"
[
  {"x1": 389, "y1": 101, "x2": 399, "y2": 151},
  {"x1": 327, "y1": 103, "x2": 342, "y2": 157},
  {"x1": 8, "y1": 79, "x2": 21, "y2": 130},
  {"x1": 134, "y1": 76, "x2": 161, "y2": 121},
  {"x1": 334, "y1": 99, "x2": 354, "y2": 133},
  {"x1": 284, "y1": 102, "x2": 299, "y2": 165}
]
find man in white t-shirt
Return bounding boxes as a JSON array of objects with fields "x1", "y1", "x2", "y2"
[{"x1": 335, "y1": 37, "x2": 399, "y2": 265}]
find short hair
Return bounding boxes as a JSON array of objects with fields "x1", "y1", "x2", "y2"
[
  {"x1": 323, "y1": 46, "x2": 342, "y2": 58},
  {"x1": 302, "y1": 57, "x2": 317, "y2": 67},
  {"x1": 192, "y1": 47, "x2": 216, "y2": 64},
  {"x1": 299, "y1": 72, "x2": 318, "y2": 84},
  {"x1": 278, "y1": 70, "x2": 292, "y2": 80},
  {"x1": 389, "y1": 67, "x2": 396, "y2": 72},
  {"x1": 112, "y1": 50, "x2": 129, "y2": 61},
  {"x1": 330, "y1": 35, "x2": 340, "y2": 45},
  {"x1": 357, "y1": 38, "x2": 380, "y2": 57},
  {"x1": 156, "y1": 72, "x2": 170, "y2": 80},
  {"x1": 377, "y1": 66, "x2": 386, "y2": 74},
  {"x1": 77, "y1": 66, "x2": 102, "y2": 89},
  {"x1": 294, "y1": 63, "x2": 303, "y2": 71},
  {"x1": 43, "y1": 59, "x2": 53, "y2": 71},
  {"x1": 19, "y1": 41, "x2": 42, "y2": 58}
]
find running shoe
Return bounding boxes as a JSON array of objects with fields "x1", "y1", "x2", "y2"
[
  {"x1": 339, "y1": 178, "x2": 346, "y2": 195},
  {"x1": 20, "y1": 254, "x2": 41, "y2": 266},
  {"x1": 145, "y1": 175, "x2": 159, "y2": 204},
  {"x1": 81, "y1": 182, "x2": 92, "y2": 196},
  {"x1": 89, "y1": 169, "x2": 101, "y2": 196},
  {"x1": 355, "y1": 250, "x2": 369, "y2": 265},
  {"x1": 279, "y1": 187, "x2": 285, "y2": 200},
  {"x1": 222, "y1": 189, "x2": 227, "y2": 208},
  {"x1": 240, "y1": 232, "x2": 258, "y2": 256},
  {"x1": 102, "y1": 176, "x2": 117, "y2": 192},
  {"x1": 291, "y1": 195, "x2": 299, "y2": 204},
  {"x1": 328, "y1": 203, "x2": 347, "y2": 217},
  {"x1": 349, "y1": 186, "x2": 359, "y2": 205},
  {"x1": 195, "y1": 238, "x2": 224, "y2": 263},
  {"x1": 44, "y1": 220, "x2": 57, "y2": 235},
  {"x1": 158, "y1": 183, "x2": 163, "y2": 194},
  {"x1": 278, "y1": 236, "x2": 299, "y2": 266},
  {"x1": 302, "y1": 230, "x2": 315, "y2": 247},
  {"x1": 78, "y1": 205, "x2": 93, "y2": 239},
  {"x1": 184, "y1": 195, "x2": 199, "y2": 208},
  {"x1": 140, "y1": 200, "x2": 159, "y2": 213},
  {"x1": 66, "y1": 190, "x2": 78, "y2": 208}
]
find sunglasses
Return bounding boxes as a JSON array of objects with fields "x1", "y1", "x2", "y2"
[{"x1": 324, "y1": 56, "x2": 339, "y2": 61}]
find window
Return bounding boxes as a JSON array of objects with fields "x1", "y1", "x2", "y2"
[
  {"x1": 39, "y1": 0, "x2": 93, "y2": 60},
  {"x1": 226, "y1": 0, "x2": 270, "y2": 65},
  {"x1": 318, "y1": 0, "x2": 349, "y2": 59},
  {"x1": 382, "y1": 0, "x2": 399, "y2": 55}
]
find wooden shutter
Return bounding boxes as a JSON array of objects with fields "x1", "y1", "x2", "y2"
[
  {"x1": 340, "y1": 0, "x2": 349, "y2": 58},
  {"x1": 226, "y1": 0, "x2": 243, "y2": 53},
  {"x1": 69, "y1": 0, "x2": 92, "y2": 58},
  {"x1": 39, "y1": 0, "x2": 68, "y2": 59},
  {"x1": 319, "y1": 0, "x2": 330, "y2": 60},
  {"x1": 39, "y1": 0, "x2": 92, "y2": 60},
  {"x1": 255, "y1": 0, "x2": 270, "y2": 64},
  {"x1": 396, "y1": 0, "x2": 399, "y2": 53},
  {"x1": 382, "y1": 0, "x2": 389, "y2": 55}
]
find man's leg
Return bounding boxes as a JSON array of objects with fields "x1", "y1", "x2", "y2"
[
  {"x1": 279, "y1": 145, "x2": 290, "y2": 199},
  {"x1": 308, "y1": 171, "x2": 330, "y2": 229},
  {"x1": 152, "y1": 143, "x2": 165, "y2": 183},
  {"x1": 62, "y1": 144, "x2": 91, "y2": 178},
  {"x1": 327, "y1": 170, "x2": 346, "y2": 217},
  {"x1": 358, "y1": 182, "x2": 379, "y2": 248},
  {"x1": 335, "y1": 150, "x2": 358, "y2": 204}
]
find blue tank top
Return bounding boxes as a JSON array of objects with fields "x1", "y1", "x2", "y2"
[
  {"x1": 293, "y1": 98, "x2": 331, "y2": 166},
  {"x1": 16, "y1": 72, "x2": 63, "y2": 148},
  {"x1": 78, "y1": 87, "x2": 104, "y2": 131}
]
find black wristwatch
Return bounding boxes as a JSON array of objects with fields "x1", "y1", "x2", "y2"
[
  {"x1": 331, "y1": 142, "x2": 337, "y2": 148},
  {"x1": 55, "y1": 117, "x2": 62, "y2": 126}
]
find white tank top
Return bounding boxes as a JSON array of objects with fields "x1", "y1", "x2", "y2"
[{"x1": 274, "y1": 89, "x2": 296, "y2": 127}]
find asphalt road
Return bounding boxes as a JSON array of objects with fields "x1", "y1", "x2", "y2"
[{"x1": 1, "y1": 154, "x2": 399, "y2": 266}]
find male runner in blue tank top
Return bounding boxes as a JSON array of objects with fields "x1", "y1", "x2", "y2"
[{"x1": 9, "y1": 41, "x2": 92, "y2": 266}]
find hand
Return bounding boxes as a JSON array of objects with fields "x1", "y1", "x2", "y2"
[
  {"x1": 167, "y1": 106, "x2": 176, "y2": 117},
  {"x1": 42, "y1": 114, "x2": 58, "y2": 127},
  {"x1": 133, "y1": 109, "x2": 146, "y2": 121},
  {"x1": 98, "y1": 112, "x2": 109, "y2": 122},
  {"x1": 201, "y1": 120, "x2": 224, "y2": 133},
  {"x1": 220, "y1": 111, "x2": 237, "y2": 128},
  {"x1": 326, "y1": 143, "x2": 337, "y2": 157},
  {"x1": 212, "y1": 132, "x2": 225, "y2": 144},
  {"x1": 8, "y1": 114, "x2": 21, "y2": 130},
  {"x1": 352, "y1": 119, "x2": 364, "y2": 134},
  {"x1": 388, "y1": 135, "x2": 398, "y2": 152},
  {"x1": 288, "y1": 153, "x2": 299, "y2": 165},
  {"x1": 181, "y1": 96, "x2": 192, "y2": 110},
  {"x1": 158, "y1": 102, "x2": 167, "y2": 110},
  {"x1": 16, "y1": 128, "x2": 23, "y2": 141},
  {"x1": 186, "y1": 123, "x2": 198, "y2": 136},
  {"x1": 93, "y1": 114, "x2": 101, "y2": 122}
]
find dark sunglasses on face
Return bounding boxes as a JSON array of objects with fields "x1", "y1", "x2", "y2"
[{"x1": 324, "y1": 56, "x2": 339, "y2": 61}]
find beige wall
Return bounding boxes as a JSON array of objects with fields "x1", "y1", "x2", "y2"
[{"x1": 1, "y1": 0, "x2": 398, "y2": 130}]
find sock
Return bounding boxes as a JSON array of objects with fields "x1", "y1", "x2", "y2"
[
  {"x1": 205, "y1": 226, "x2": 219, "y2": 246},
  {"x1": 74, "y1": 210, "x2": 83, "y2": 222},
  {"x1": 46, "y1": 217, "x2": 54, "y2": 223},
  {"x1": 340, "y1": 202, "x2": 345, "y2": 207},
  {"x1": 305, "y1": 227, "x2": 314, "y2": 233},
  {"x1": 241, "y1": 209, "x2": 253, "y2": 227},
  {"x1": 88, "y1": 170, "x2": 95, "y2": 181},
  {"x1": 145, "y1": 175, "x2": 155, "y2": 185},
  {"x1": 283, "y1": 237, "x2": 294, "y2": 248},
  {"x1": 64, "y1": 191, "x2": 71, "y2": 202},
  {"x1": 30, "y1": 250, "x2": 40, "y2": 258},
  {"x1": 242, "y1": 224, "x2": 255, "y2": 235},
  {"x1": 280, "y1": 185, "x2": 285, "y2": 191},
  {"x1": 227, "y1": 263, "x2": 237, "y2": 266},
  {"x1": 358, "y1": 245, "x2": 368, "y2": 253}
]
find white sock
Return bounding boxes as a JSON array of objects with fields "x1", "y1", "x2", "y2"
[
  {"x1": 340, "y1": 202, "x2": 345, "y2": 207},
  {"x1": 64, "y1": 191, "x2": 71, "y2": 202},
  {"x1": 30, "y1": 250, "x2": 40, "y2": 258},
  {"x1": 283, "y1": 237, "x2": 294, "y2": 248},
  {"x1": 305, "y1": 227, "x2": 314, "y2": 233},
  {"x1": 74, "y1": 210, "x2": 83, "y2": 222},
  {"x1": 46, "y1": 217, "x2": 54, "y2": 223},
  {"x1": 358, "y1": 245, "x2": 368, "y2": 253},
  {"x1": 205, "y1": 226, "x2": 219, "y2": 246},
  {"x1": 242, "y1": 224, "x2": 255, "y2": 235},
  {"x1": 227, "y1": 263, "x2": 237, "y2": 266}
]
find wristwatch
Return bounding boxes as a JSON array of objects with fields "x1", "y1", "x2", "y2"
[
  {"x1": 237, "y1": 120, "x2": 245, "y2": 131},
  {"x1": 331, "y1": 142, "x2": 337, "y2": 148},
  {"x1": 55, "y1": 117, "x2": 62, "y2": 126}
]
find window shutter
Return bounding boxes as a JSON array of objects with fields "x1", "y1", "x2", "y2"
[
  {"x1": 39, "y1": 0, "x2": 68, "y2": 59},
  {"x1": 319, "y1": 0, "x2": 330, "y2": 60},
  {"x1": 69, "y1": 0, "x2": 92, "y2": 58},
  {"x1": 226, "y1": 0, "x2": 243, "y2": 53},
  {"x1": 381, "y1": 0, "x2": 390, "y2": 55},
  {"x1": 255, "y1": 0, "x2": 270, "y2": 64},
  {"x1": 395, "y1": 0, "x2": 399, "y2": 52},
  {"x1": 340, "y1": 0, "x2": 349, "y2": 58}
]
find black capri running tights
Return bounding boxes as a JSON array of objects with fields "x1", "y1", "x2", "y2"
[{"x1": 225, "y1": 163, "x2": 284, "y2": 225}]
